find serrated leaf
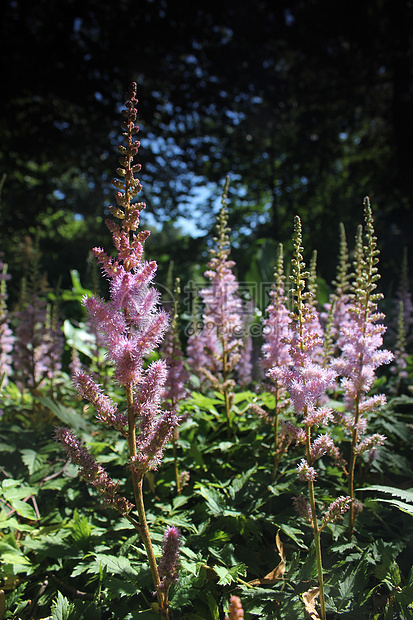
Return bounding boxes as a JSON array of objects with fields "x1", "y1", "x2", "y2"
[
  {"x1": 359, "y1": 485, "x2": 413, "y2": 504},
  {"x1": 371, "y1": 498, "x2": 413, "y2": 516},
  {"x1": 2, "y1": 479, "x2": 37, "y2": 500},
  {"x1": 51, "y1": 591, "x2": 74, "y2": 620},
  {"x1": 196, "y1": 486, "x2": 225, "y2": 516},
  {"x1": 213, "y1": 565, "x2": 235, "y2": 585},
  {"x1": 20, "y1": 449, "x2": 45, "y2": 475},
  {"x1": 9, "y1": 498, "x2": 37, "y2": 520},
  {"x1": 94, "y1": 553, "x2": 139, "y2": 577}
]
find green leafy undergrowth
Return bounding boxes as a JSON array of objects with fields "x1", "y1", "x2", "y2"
[{"x1": 1, "y1": 387, "x2": 413, "y2": 618}]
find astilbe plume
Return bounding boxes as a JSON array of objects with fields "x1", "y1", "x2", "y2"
[
  {"x1": 55, "y1": 83, "x2": 179, "y2": 619},
  {"x1": 54, "y1": 427, "x2": 133, "y2": 515},
  {"x1": 160, "y1": 278, "x2": 190, "y2": 492},
  {"x1": 188, "y1": 177, "x2": 244, "y2": 433},
  {"x1": 236, "y1": 330, "x2": 253, "y2": 388},
  {"x1": 161, "y1": 278, "x2": 190, "y2": 409},
  {"x1": 321, "y1": 222, "x2": 352, "y2": 365},
  {"x1": 269, "y1": 216, "x2": 350, "y2": 620},
  {"x1": 387, "y1": 248, "x2": 412, "y2": 392},
  {"x1": 157, "y1": 526, "x2": 181, "y2": 594},
  {"x1": 186, "y1": 291, "x2": 211, "y2": 380},
  {"x1": 0, "y1": 261, "x2": 14, "y2": 387},
  {"x1": 388, "y1": 300, "x2": 409, "y2": 393},
  {"x1": 260, "y1": 243, "x2": 292, "y2": 471},
  {"x1": 394, "y1": 247, "x2": 413, "y2": 346},
  {"x1": 332, "y1": 198, "x2": 393, "y2": 539},
  {"x1": 13, "y1": 263, "x2": 63, "y2": 395}
]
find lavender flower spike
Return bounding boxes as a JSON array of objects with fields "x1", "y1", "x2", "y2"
[
  {"x1": 157, "y1": 526, "x2": 181, "y2": 593},
  {"x1": 54, "y1": 427, "x2": 133, "y2": 515}
]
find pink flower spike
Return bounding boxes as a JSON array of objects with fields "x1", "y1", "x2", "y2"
[
  {"x1": 157, "y1": 526, "x2": 181, "y2": 592},
  {"x1": 72, "y1": 372, "x2": 126, "y2": 431},
  {"x1": 297, "y1": 459, "x2": 318, "y2": 481}
]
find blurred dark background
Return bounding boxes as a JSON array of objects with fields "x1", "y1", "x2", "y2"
[{"x1": 1, "y1": 0, "x2": 412, "y2": 303}]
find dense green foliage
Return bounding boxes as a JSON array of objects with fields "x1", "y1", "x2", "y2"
[{"x1": 1, "y1": 376, "x2": 413, "y2": 618}]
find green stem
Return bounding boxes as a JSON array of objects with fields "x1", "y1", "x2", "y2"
[
  {"x1": 172, "y1": 433, "x2": 181, "y2": 494},
  {"x1": 347, "y1": 392, "x2": 361, "y2": 541},
  {"x1": 306, "y1": 426, "x2": 326, "y2": 620},
  {"x1": 126, "y1": 384, "x2": 169, "y2": 619},
  {"x1": 272, "y1": 382, "x2": 281, "y2": 479},
  {"x1": 221, "y1": 345, "x2": 232, "y2": 437}
]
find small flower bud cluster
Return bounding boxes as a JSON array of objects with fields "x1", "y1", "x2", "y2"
[
  {"x1": 225, "y1": 595, "x2": 244, "y2": 620},
  {"x1": 322, "y1": 496, "x2": 352, "y2": 526}
]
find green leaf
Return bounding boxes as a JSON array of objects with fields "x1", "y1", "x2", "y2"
[
  {"x1": 8, "y1": 498, "x2": 37, "y2": 520},
  {"x1": 275, "y1": 523, "x2": 308, "y2": 549},
  {"x1": 51, "y1": 591, "x2": 75, "y2": 620},
  {"x1": 35, "y1": 395, "x2": 90, "y2": 431},
  {"x1": 63, "y1": 319, "x2": 98, "y2": 358},
  {"x1": 206, "y1": 591, "x2": 220, "y2": 619},
  {"x1": 2, "y1": 479, "x2": 38, "y2": 500},
  {"x1": 69, "y1": 509, "x2": 93, "y2": 544},
  {"x1": 196, "y1": 485, "x2": 225, "y2": 516},
  {"x1": 370, "y1": 498, "x2": 413, "y2": 516},
  {"x1": 359, "y1": 485, "x2": 413, "y2": 516},
  {"x1": 93, "y1": 553, "x2": 139, "y2": 577},
  {"x1": 20, "y1": 449, "x2": 45, "y2": 475},
  {"x1": 359, "y1": 485, "x2": 413, "y2": 504}
]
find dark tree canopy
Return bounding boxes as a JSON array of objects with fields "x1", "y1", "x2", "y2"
[{"x1": 1, "y1": 0, "x2": 413, "y2": 289}]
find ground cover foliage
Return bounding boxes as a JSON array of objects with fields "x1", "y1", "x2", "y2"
[{"x1": 1, "y1": 85, "x2": 413, "y2": 619}]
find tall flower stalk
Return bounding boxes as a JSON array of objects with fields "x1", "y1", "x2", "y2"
[
  {"x1": 0, "y1": 261, "x2": 14, "y2": 389},
  {"x1": 195, "y1": 177, "x2": 243, "y2": 434},
  {"x1": 261, "y1": 243, "x2": 292, "y2": 473},
  {"x1": 269, "y1": 216, "x2": 348, "y2": 620},
  {"x1": 161, "y1": 277, "x2": 190, "y2": 493},
  {"x1": 333, "y1": 198, "x2": 393, "y2": 540},
  {"x1": 55, "y1": 83, "x2": 179, "y2": 619}
]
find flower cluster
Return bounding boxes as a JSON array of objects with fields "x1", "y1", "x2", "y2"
[
  {"x1": 187, "y1": 178, "x2": 243, "y2": 387},
  {"x1": 56, "y1": 82, "x2": 179, "y2": 498},
  {"x1": 333, "y1": 201, "x2": 393, "y2": 445},
  {"x1": 225, "y1": 595, "x2": 244, "y2": 620},
  {"x1": 261, "y1": 245, "x2": 291, "y2": 371},
  {"x1": 157, "y1": 526, "x2": 181, "y2": 593},
  {"x1": 0, "y1": 261, "x2": 14, "y2": 386},
  {"x1": 54, "y1": 427, "x2": 133, "y2": 515},
  {"x1": 161, "y1": 278, "x2": 190, "y2": 409}
]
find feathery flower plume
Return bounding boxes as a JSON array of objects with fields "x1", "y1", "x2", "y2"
[
  {"x1": 260, "y1": 243, "x2": 292, "y2": 472},
  {"x1": 161, "y1": 278, "x2": 190, "y2": 409},
  {"x1": 0, "y1": 261, "x2": 14, "y2": 387},
  {"x1": 160, "y1": 277, "x2": 190, "y2": 493},
  {"x1": 157, "y1": 526, "x2": 181, "y2": 594},
  {"x1": 55, "y1": 83, "x2": 178, "y2": 619},
  {"x1": 388, "y1": 300, "x2": 409, "y2": 393},
  {"x1": 332, "y1": 198, "x2": 393, "y2": 539},
  {"x1": 321, "y1": 222, "x2": 352, "y2": 366},
  {"x1": 270, "y1": 215, "x2": 340, "y2": 620},
  {"x1": 13, "y1": 251, "x2": 63, "y2": 396},
  {"x1": 190, "y1": 177, "x2": 243, "y2": 433},
  {"x1": 54, "y1": 427, "x2": 133, "y2": 515}
]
